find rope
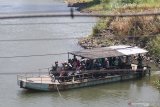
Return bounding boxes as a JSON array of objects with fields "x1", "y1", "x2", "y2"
[
  {"x1": 0, "y1": 52, "x2": 67, "y2": 59},
  {"x1": 56, "y1": 84, "x2": 62, "y2": 97},
  {"x1": 0, "y1": 12, "x2": 159, "y2": 19}
]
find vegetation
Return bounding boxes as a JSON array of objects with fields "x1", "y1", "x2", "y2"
[
  {"x1": 88, "y1": 0, "x2": 160, "y2": 39},
  {"x1": 148, "y1": 36, "x2": 160, "y2": 59},
  {"x1": 92, "y1": 19, "x2": 107, "y2": 36},
  {"x1": 67, "y1": 0, "x2": 160, "y2": 87},
  {"x1": 67, "y1": 0, "x2": 160, "y2": 11},
  {"x1": 82, "y1": 0, "x2": 160, "y2": 50}
]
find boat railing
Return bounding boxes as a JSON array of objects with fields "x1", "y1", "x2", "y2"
[
  {"x1": 17, "y1": 75, "x2": 53, "y2": 84},
  {"x1": 17, "y1": 66, "x2": 151, "y2": 84},
  {"x1": 54, "y1": 67, "x2": 151, "y2": 83},
  {"x1": 38, "y1": 67, "x2": 52, "y2": 76},
  {"x1": 17, "y1": 67, "x2": 52, "y2": 83}
]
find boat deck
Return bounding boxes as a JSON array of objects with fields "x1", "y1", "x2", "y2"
[
  {"x1": 18, "y1": 75, "x2": 89, "y2": 84},
  {"x1": 18, "y1": 74, "x2": 122, "y2": 85},
  {"x1": 20, "y1": 75, "x2": 54, "y2": 84}
]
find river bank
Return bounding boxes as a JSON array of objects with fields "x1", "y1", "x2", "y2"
[
  {"x1": 66, "y1": 0, "x2": 160, "y2": 64},
  {"x1": 0, "y1": 1, "x2": 160, "y2": 107},
  {"x1": 0, "y1": 1, "x2": 98, "y2": 107},
  {"x1": 65, "y1": 0, "x2": 160, "y2": 88}
]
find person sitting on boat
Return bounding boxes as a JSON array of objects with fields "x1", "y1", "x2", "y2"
[
  {"x1": 49, "y1": 61, "x2": 61, "y2": 82},
  {"x1": 68, "y1": 58, "x2": 73, "y2": 65},
  {"x1": 119, "y1": 56, "x2": 126, "y2": 69},
  {"x1": 75, "y1": 67, "x2": 81, "y2": 75},
  {"x1": 49, "y1": 61, "x2": 59, "y2": 76},
  {"x1": 85, "y1": 59, "x2": 89, "y2": 70},
  {"x1": 76, "y1": 60, "x2": 80, "y2": 68},
  {"x1": 68, "y1": 59, "x2": 73, "y2": 70},
  {"x1": 72, "y1": 56, "x2": 81, "y2": 71},
  {"x1": 55, "y1": 61, "x2": 58, "y2": 69},
  {"x1": 114, "y1": 57, "x2": 119, "y2": 68},
  {"x1": 80, "y1": 57, "x2": 85, "y2": 64},
  {"x1": 62, "y1": 61, "x2": 69, "y2": 71},
  {"x1": 72, "y1": 60, "x2": 77, "y2": 70},
  {"x1": 59, "y1": 67, "x2": 67, "y2": 82},
  {"x1": 72, "y1": 55, "x2": 77, "y2": 63},
  {"x1": 51, "y1": 61, "x2": 59, "y2": 71},
  {"x1": 85, "y1": 59, "x2": 93, "y2": 70},
  {"x1": 108, "y1": 57, "x2": 112, "y2": 66},
  {"x1": 137, "y1": 54, "x2": 143, "y2": 69},
  {"x1": 98, "y1": 58, "x2": 105, "y2": 68},
  {"x1": 74, "y1": 67, "x2": 82, "y2": 80},
  {"x1": 104, "y1": 58, "x2": 110, "y2": 69},
  {"x1": 125, "y1": 56, "x2": 132, "y2": 69},
  {"x1": 67, "y1": 62, "x2": 73, "y2": 70},
  {"x1": 93, "y1": 59, "x2": 101, "y2": 70},
  {"x1": 80, "y1": 62, "x2": 85, "y2": 70},
  {"x1": 80, "y1": 58, "x2": 86, "y2": 70}
]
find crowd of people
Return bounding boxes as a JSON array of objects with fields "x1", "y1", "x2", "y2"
[
  {"x1": 48, "y1": 54, "x2": 147, "y2": 83},
  {"x1": 49, "y1": 55, "x2": 141, "y2": 78}
]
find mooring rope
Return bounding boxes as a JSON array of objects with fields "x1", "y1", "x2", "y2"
[{"x1": 56, "y1": 84, "x2": 62, "y2": 97}]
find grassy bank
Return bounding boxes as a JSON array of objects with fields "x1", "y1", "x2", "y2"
[
  {"x1": 66, "y1": 0, "x2": 160, "y2": 61},
  {"x1": 70, "y1": 0, "x2": 159, "y2": 56},
  {"x1": 66, "y1": 0, "x2": 160, "y2": 88},
  {"x1": 66, "y1": 0, "x2": 160, "y2": 12}
]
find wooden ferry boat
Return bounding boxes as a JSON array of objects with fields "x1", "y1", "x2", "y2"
[{"x1": 17, "y1": 45, "x2": 151, "y2": 91}]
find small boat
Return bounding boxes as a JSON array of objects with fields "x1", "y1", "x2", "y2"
[{"x1": 17, "y1": 45, "x2": 151, "y2": 91}]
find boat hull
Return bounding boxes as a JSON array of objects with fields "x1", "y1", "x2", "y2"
[{"x1": 17, "y1": 72, "x2": 145, "y2": 91}]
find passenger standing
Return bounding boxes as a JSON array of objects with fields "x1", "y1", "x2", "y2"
[
  {"x1": 72, "y1": 61, "x2": 77, "y2": 70},
  {"x1": 80, "y1": 58, "x2": 85, "y2": 70},
  {"x1": 55, "y1": 61, "x2": 59, "y2": 71},
  {"x1": 86, "y1": 59, "x2": 90, "y2": 70},
  {"x1": 94, "y1": 59, "x2": 101, "y2": 70},
  {"x1": 112, "y1": 57, "x2": 116, "y2": 66},
  {"x1": 105, "y1": 58, "x2": 110, "y2": 69},
  {"x1": 137, "y1": 54, "x2": 143, "y2": 68},
  {"x1": 114, "y1": 57, "x2": 119, "y2": 67},
  {"x1": 72, "y1": 55, "x2": 78, "y2": 70},
  {"x1": 108, "y1": 57, "x2": 112, "y2": 66},
  {"x1": 126, "y1": 56, "x2": 131, "y2": 65},
  {"x1": 76, "y1": 60, "x2": 80, "y2": 68},
  {"x1": 72, "y1": 55, "x2": 77, "y2": 62}
]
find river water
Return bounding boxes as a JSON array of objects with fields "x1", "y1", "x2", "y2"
[{"x1": 0, "y1": 0, "x2": 160, "y2": 107}]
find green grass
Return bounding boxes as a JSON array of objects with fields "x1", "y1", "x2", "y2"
[
  {"x1": 92, "y1": 19, "x2": 107, "y2": 36},
  {"x1": 77, "y1": 0, "x2": 160, "y2": 11},
  {"x1": 67, "y1": 0, "x2": 160, "y2": 12},
  {"x1": 69, "y1": 0, "x2": 160, "y2": 62},
  {"x1": 148, "y1": 36, "x2": 160, "y2": 59}
]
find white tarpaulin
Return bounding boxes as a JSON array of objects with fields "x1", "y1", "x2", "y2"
[
  {"x1": 117, "y1": 46, "x2": 148, "y2": 55},
  {"x1": 70, "y1": 45, "x2": 148, "y2": 59},
  {"x1": 108, "y1": 45, "x2": 131, "y2": 49},
  {"x1": 108, "y1": 45, "x2": 148, "y2": 55}
]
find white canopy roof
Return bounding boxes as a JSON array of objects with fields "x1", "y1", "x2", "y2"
[
  {"x1": 69, "y1": 45, "x2": 148, "y2": 59},
  {"x1": 108, "y1": 45, "x2": 148, "y2": 55}
]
